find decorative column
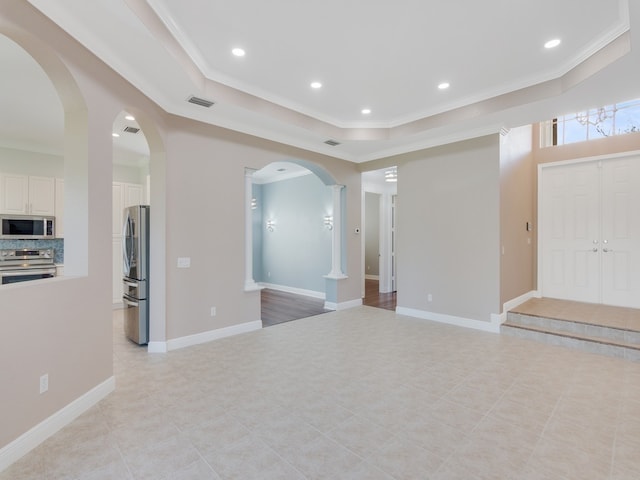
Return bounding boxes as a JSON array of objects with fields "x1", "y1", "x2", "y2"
[
  {"x1": 244, "y1": 168, "x2": 260, "y2": 291},
  {"x1": 326, "y1": 184, "x2": 347, "y2": 279}
]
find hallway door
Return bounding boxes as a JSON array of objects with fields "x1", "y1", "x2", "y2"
[{"x1": 540, "y1": 156, "x2": 640, "y2": 308}]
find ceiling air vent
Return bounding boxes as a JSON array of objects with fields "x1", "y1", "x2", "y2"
[
  {"x1": 324, "y1": 139, "x2": 340, "y2": 146},
  {"x1": 122, "y1": 126, "x2": 140, "y2": 134},
  {"x1": 187, "y1": 95, "x2": 215, "y2": 108}
]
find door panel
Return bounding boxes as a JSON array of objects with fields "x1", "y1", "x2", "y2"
[
  {"x1": 601, "y1": 157, "x2": 640, "y2": 308},
  {"x1": 541, "y1": 162, "x2": 600, "y2": 302}
]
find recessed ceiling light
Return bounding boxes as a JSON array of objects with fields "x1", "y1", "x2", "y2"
[
  {"x1": 232, "y1": 47, "x2": 245, "y2": 57},
  {"x1": 310, "y1": 81, "x2": 322, "y2": 89},
  {"x1": 544, "y1": 38, "x2": 561, "y2": 49},
  {"x1": 124, "y1": 114, "x2": 135, "y2": 121},
  {"x1": 361, "y1": 108, "x2": 371, "y2": 115},
  {"x1": 438, "y1": 82, "x2": 450, "y2": 90},
  {"x1": 112, "y1": 133, "x2": 120, "y2": 138}
]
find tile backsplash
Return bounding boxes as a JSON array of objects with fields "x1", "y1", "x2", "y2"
[{"x1": 0, "y1": 239, "x2": 64, "y2": 264}]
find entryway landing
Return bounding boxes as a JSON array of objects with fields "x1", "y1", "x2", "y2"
[{"x1": 502, "y1": 297, "x2": 640, "y2": 362}]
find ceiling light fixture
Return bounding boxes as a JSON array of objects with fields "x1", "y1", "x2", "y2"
[
  {"x1": 310, "y1": 81, "x2": 322, "y2": 89},
  {"x1": 544, "y1": 38, "x2": 561, "y2": 49},
  {"x1": 112, "y1": 133, "x2": 120, "y2": 138},
  {"x1": 232, "y1": 47, "x2": 245, "y2": 57},
  {"x1": 385, "y1": 167, "x2": 398, "y2": 183},
  {"x1": 124, "y1": 114, "x2": 135, "y2": 121},
  {"x1": 361, "y1": 108, "x2": 371, "y2": 115},
  {"x1": 438, "y1": 82, "x2": 450, "y2": 90}
]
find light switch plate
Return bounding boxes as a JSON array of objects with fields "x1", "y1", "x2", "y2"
[{"x1": 177, "y1": 257, "x2": 191, "y2": 268}]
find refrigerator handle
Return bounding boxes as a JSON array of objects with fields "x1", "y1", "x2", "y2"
[
  {"x1": 122, "y1": 212, "x2": 131, "y2": 275},
  {"x1": 123, "y1": 297, "x2": 139, "y2": 307}
]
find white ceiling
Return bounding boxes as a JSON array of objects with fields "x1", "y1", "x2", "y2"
[{"x1": 3, "y1": 1, "x2": 639, "y2": 163}]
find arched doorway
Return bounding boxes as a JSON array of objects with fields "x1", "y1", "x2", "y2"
[
  {"x1": 246, "y1": 160, "x2": 345, "y2": 325},
  {"x1": 111, "y1": 109, "x2": 166, "y2": 351}
]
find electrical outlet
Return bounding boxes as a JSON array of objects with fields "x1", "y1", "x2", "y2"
[
  {"x1": 177, "y1": 257, "x2": 191, "y2": 268},
  {"x1": 210, "y1": 306, "x2": 216, "y2": 317},
  {"x1": 427, "y1": 293, "x2": 433, "y2": 302},
  {"x1": 39, "y1": 374, "x2": 48, "y2": 394}
]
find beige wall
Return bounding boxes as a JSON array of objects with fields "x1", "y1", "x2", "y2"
[
  {"x1": 499, "y1": 126, "x2": 535, "y2": 306},
  {"x1": 391, "y1": 135, "x2": 501, "y2": 322},
  {"x1": 0, "y1": 1, "x2": 361, "y2": 454}
]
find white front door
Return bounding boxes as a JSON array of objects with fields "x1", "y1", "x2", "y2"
[
  {"x1": 540, "y1": 155, "x2": 640, "y2": 308},
  {"x1": 600, "y1": 157, "x2": 640, "y2": 307}
]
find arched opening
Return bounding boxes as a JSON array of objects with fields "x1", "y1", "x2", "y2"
[
  {"x1": 247, "y1": 160, "x2": 345, "y2": 326},
  {"x1": 0, "y1": 32, "x2": 87, "y2": 275},
  {"x1": 111, "y1": 109, "x2": 166, "y2": 351}
]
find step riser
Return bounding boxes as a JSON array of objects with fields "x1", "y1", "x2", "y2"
[
  {"x1": 501, "y1": 324, "x2": 640, "y2": 362},
  {"x1": 506, "y1": 312, "x2": 640, "y2": 346}
]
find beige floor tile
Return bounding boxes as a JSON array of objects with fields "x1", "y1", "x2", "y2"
[{"x1": 5, "y1": 306, "x2": 640, "y2": 479}]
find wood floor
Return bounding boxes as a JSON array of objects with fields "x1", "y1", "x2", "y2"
[
  {"x1": 261, "y1": 289, "x2": 330, "y2": 327},
  {"x1": 261, "y1": 279, "x2": 397, "y2": 327},
  {"x1": 362, "y1": 278, "x2": 397, "y2": 311}
]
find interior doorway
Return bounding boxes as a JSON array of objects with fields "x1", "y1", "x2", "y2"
[{"x1": 362, "y1": 167, "x2": 397, "y2": 310}]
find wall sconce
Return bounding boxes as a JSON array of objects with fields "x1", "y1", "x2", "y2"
[
  {"x1": 324, "y1": 215, "x2": 333, "y2": 230},
  {"x1": 251, "y1": 197, "x2": 258, "y2": 210},
  {"x1": 266, "y1": 219, "x2": 275, "y2": 232}
]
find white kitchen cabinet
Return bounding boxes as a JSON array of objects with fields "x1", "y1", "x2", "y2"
[
  {"x1": 125, "y1": 183, "x2": 143, "y2": 208},
  {"x1": 0, "y1": 174, "x2": 55, "y2": 215},
  {"x1": 55, "y1": 178, "x2": 64, "y2": 238}
]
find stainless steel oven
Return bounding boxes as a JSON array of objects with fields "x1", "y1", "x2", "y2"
[{"x1": 0, "y1": 248, "x2": 56, "y2": 285}]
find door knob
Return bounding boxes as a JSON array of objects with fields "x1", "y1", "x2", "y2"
[
  {"x1": 592, "y1": 248, "x2": 598, "y2": 252},
  {"x1": 603, "y1": 248, "x2": 613, "y2": 253}
]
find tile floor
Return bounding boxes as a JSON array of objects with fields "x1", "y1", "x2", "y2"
[{"x1": 3, "y1": 306, "x2": 640, "y2": 479}]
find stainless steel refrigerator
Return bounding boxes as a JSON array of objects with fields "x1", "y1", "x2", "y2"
[{"x1": 122, "y1": 205, "x2": 150, "y2": 345}]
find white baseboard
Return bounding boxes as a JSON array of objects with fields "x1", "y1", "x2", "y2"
[
  {"x1": 147, "y1": 341, "x2": 168, "y2": 353},
  {"x1": 164, "y1": 320, "x2": 262, "y2": 351},
  {"x1": 259, "y1": 282, "x2": 325, "y2": 299},
  {"x1": 324, "y1": 298, "x2": 363, "y2": 311},
  {"x1": 495, "y1": 290, "x2": 540, "y2": 325},
  {"x1": 396, "y1": 307, "x2": 500, "y2": 334},
  {"x1": 364, "y1": 274, "x2": 380, "y2": 280},
  {"x1": 0, "y1": 376, "x2": 115, "y2": 473}
]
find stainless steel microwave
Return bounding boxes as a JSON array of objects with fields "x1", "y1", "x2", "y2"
[{"x1": 0, "y1": 215, "x2": 55, "y2": 239}]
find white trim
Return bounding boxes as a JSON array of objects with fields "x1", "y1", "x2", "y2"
[
  {"x1": 396, "y1": 307, "x2": 500, "y2": 334},
  {"x1": 166, "y1": 320, "x2": 262, "y2": 351},
  {"x1": 495, "y1": 290, "x2": 540, "y2": 325},
  {"x1": 324, "y1": 298, "x2": 362, "y2": 311},
  {"x1": 147, "y1": 341, "x2": 168, "y2": 353},
  {"x1": 259, "y1": 282, "x2": 325, "y2": 299},
  {"x1": 364, "y1": 274, "x2": 380, "y2": 281},
  {"x1": 0, "y1": 376, "x2": 115, "y2": 473}
]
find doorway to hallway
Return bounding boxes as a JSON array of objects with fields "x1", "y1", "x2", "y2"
[{"x1": 362, "y1": 279, "x2": 397, "y2": 311}]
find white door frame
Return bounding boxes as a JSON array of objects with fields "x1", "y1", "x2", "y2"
[{"x1": 537, "y1": 149, "x2": 640, "y2": 299}]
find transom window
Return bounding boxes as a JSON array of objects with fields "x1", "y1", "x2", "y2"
[{"x1": 541, "y1": 99, "x2": 640, "y2": 147}]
